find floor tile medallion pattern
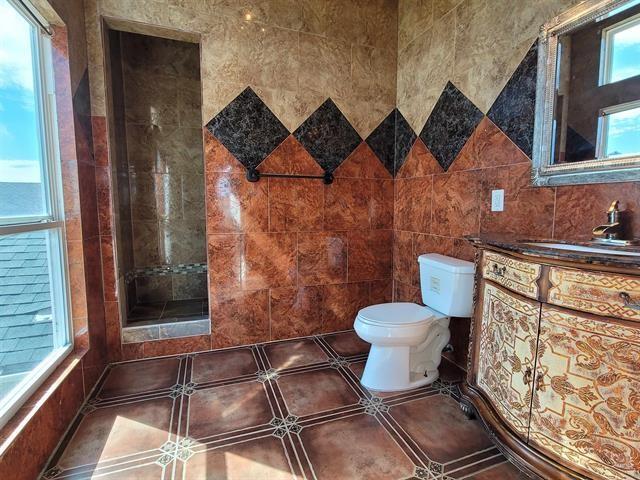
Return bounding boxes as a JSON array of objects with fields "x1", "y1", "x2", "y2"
[{"x1": 43, "y1": 332, "x2": 526, "y2": 479}]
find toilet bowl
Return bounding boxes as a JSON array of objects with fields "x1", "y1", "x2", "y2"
[{"x1": 354, "y1": 254, "x2": 474, "y2": 392}]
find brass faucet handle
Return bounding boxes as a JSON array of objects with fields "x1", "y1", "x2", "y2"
[{"x1": 608, "y1": 200, "x2": 620, "y2": 213}]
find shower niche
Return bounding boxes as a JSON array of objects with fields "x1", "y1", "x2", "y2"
[{"x1": 104, "y1": 25, "x2": 208, "y2": 339}]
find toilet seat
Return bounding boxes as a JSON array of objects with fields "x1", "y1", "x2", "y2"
[{"x1": 356, "y1": 302, "x2": 442, "y2": 327}]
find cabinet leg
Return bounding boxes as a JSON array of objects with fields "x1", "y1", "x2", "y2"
[{"x1": 459, "y1": 399, "x2": 476, "y2": 420}]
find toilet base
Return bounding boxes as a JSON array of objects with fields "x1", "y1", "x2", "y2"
[
  {"x1": 360, "y1": 344, "x2": 442, "y2": 392},
  {"x1": 358, "y1": 320, "x2": 450, "y2": 392}
]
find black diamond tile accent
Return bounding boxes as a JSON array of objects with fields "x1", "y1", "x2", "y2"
[
  {"x1": 293, "y1": 99, "x2": 361, "y2": 172},
  {"x1": 419, "y1": 82, "x2": 483, "y2": 171},
  {"x1": 487, "y1": 41, "x2": 538, "y2": 158},
  {"x1": 365, "y1": 110, "x2": 395, "y2": 176},
  {"x1": 206, "y1": 87, "x2": 289, "y2": 170},
  {"x1": 394, "y1": 109, "x2": 417, "y2": 175}
]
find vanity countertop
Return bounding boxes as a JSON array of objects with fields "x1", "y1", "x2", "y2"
[{"x1": 466, "y1": 234, "x2": 640, "y2": 270}]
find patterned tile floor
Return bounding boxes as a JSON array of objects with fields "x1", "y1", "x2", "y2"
[{"x1": 42, "y1": 331, "x2": 529, "y2": 480}]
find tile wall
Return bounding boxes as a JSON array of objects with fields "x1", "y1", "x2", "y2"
[
  {"x1": 0, "y1": 1, "x2": 108, "y2": 478},
  {"x1": 86, "y1": 0, "x2": 399, "y2": 359},
  {"x1": 109, "y1": 31, "x2": 207, "y2": 306},
  {"x1": 393, "y1": 0, "x2": 640, "y2": 368}
]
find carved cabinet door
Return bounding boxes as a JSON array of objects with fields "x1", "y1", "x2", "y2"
[
  {"x1": 529, "y1": 305, "x2": 640, "y2": 480},
  {"x1": 476, "y1": 281, "x2": 541, "y2": 439}
]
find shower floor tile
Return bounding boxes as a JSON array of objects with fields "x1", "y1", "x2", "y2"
[{"x1": 43, "y1": 331, "x2": 530, "y2": 480}]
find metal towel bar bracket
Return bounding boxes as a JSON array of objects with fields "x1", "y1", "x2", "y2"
[{"x1": 246, "y1": 168, "x2": 334, "y2": 184}]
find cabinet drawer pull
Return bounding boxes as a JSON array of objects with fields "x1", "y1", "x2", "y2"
[
  {"x1": 523, "y1": 367, "x2": 532, "y2": 385},
  {"x1": 491, "y1": 263, "x2": 507, "y2": 277},
  {"x1": 535, "y1": 373, "x2": 545, "y2": 392},
  {"x1": 620, "y1": 292, "x2": 640, "y2": 311}
]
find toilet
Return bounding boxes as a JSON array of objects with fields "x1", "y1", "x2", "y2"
[{"x1": 354, "y1": 253, "x2": 475, "y2": 392}]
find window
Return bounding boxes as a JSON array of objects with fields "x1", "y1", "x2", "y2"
[
  {"x1": 0, "y1": 0, "x2": 72, "y2": 428},
  {"x1": 599, "y1": 11, "x2": 640, "y2": 85},
  {"x1": 597, "y1": 100, "x2": 640, "y2": 158}
]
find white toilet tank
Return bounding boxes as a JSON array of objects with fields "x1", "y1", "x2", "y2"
[{"x1": 418, "y1": 253, "x2": 475, "y2": 317}]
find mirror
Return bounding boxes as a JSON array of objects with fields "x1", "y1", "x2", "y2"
[{"x1": 533, "y1": 0, "x2": 640, "y2": 185}]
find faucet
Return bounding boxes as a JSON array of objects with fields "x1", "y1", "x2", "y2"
[{"x1": 592, "y1": 200, "x2": 625, "y2": 242}]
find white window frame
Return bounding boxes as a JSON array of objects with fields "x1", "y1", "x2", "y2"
[
  {"x1": 596, "y1": 98, "x2": 640, "y2": 158},
  {"x1": 599, "y1": 10, "x2": 640, "y2": 86},
  {"x1": 0, "y1": 0, "x2": 73, "y2": 429}
]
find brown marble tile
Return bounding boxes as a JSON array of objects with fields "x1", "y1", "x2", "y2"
[
  {"x1": 371, "y1": 179, "x2": 394, "y2": 229},
  {"x1": 432, "y1": 170, "x2": 482, "y2": 237},
  {"x1": 480, "y1": 163, "x2": 555, "y2": 238},
  {"x1": 554, "y1": 183, "x2": 640, "y2": 241},
  {"x1": 210, "y1": 289, "x2": 269, "y2": 348},
  {"x1": 451, "y1": 117, "x2": 530, "y2": 172},
  {"x1": 87, "y1": 465, "x2": 163, "y2": 479},
  {"x1": 277, "y1": 368, "x2": 360, "y2": 416},
  {"x1": 452, "y1": 237, "x2": 477, "y2": 262},
  {"x1": 462, "y1": 461, "x2": 530, "y2": 479},
  {"x1": 397, "y1": 138, "x2": 443, "y2": 177},
  {"x1": 369, "y1": 279, "x2": 393, "y2": 304},
  {"x1": 104, "y1": 301, "x2": 121, "y2": 362},
  {"x1": 143, "y1": 335, "x2": 211, "y2": 358},
  {"x1": 208, "y1": 234, "x2": 243, "y2": 290},
  {"x1": 187, "y1": 382, "x2": 272, "y2": 439},
  {"x1": 324, "y1": 178, "x2": 371, "y2": 230},
  {"x1": 120, "y1": 342, "x2": 145, "y2": 361},
  {"x1": 300, "y1": 414, "x2": 415, "y2": 480},
  {"x1": 394, "y1": 176, "x2": 432, "y2": 232},
  {"x1": 91, "y1": 116, "x2": 108, "y2": 167},
  {"x1": 99, "y1": 357, "x2": 181, "y2": 399},
  {"x1": 185, "y1": 436, "x2": 296, "y2": 479},
  {"x1": 414, "y1": 233, "x2": 455, "y2": 258},
  {"x1": 78, "y1": 163, "x2": 99, "y2": 239},
  {"x1": 268, "y1": 178, "x2": 323, "y2": 232},
  {"x1": 68, "y1": 262, "x2": 88, "y2": 320},
  {"x1": 270, "y1": 286, "x2": 324, "y2": 339},
  {"x1": 322, "y1": 331, "x2": 370, "y2": 357},
  {"x1": 242, "y1": 232, "x2": 297, "y2": 289},
  {"x1": 298, "y1": 231, "x2": 347, "y2": 286},
  {"x1": 206, "y1": 171, "x2": 269, "y2": 233},
  {"x1": 203, "y1": 129, "x2": 244, "y2": 174},
  {"x1": 394, "y1": 280, "x2": 421, "y2": 303},
  {"x1": 99, "y1": 235, "x2": 116, "y2": 302},
  {"x1": 347, "y1": 230, "x2": 393, "y2": 282},
  {"x1": 393, "y1": 230, "x2": 417, "y2": 286},
  {"x1": 322, "y1": 283, "x2": 370, "y2": 332},
  {"x1": 95, "y1": 166, "x2": 112, "y2": 236},
  {"x1": 334, "y1": 142, "x2": 391, "y2": 179},
  {"x1": 58, "y1": 398, "x2": 173, "y2": 469},
  {"x1": 257, "y1": 135, "x2": 323, "y2": 175},
  {"x1": 264, "y1": 338, "x2": 329, "y2": 370},
  {"x1": 390, "y1": 394, "x2": 493, "y2": 463},
  {"x1": 192, "y1": 348, "x2": 258, "y2": 383}
]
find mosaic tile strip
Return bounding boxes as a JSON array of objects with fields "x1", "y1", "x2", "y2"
[
  {"x1": 125, "y1": 262, "x2": 207, "y2": 284},
  {"x1": 419, "y1": 81, "x2": 483, "y2": 171},
  {"x1": 293, "y1": 98, "x2": 362, "y2": 172},
  {"x1": 487, "y1": 41, "x2": 538, "y2": 158},
  {"x1": 206, "y1": 87, "x2": 289, "y2": 170}
]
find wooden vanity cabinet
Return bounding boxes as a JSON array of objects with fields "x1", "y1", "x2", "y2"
[{"x1": 462, "y1": 248, "x2": 640, "y2": 480}]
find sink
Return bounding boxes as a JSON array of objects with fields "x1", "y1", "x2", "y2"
[{"x1": 525, "y1": 242, "x2": 640, "y2": 257}]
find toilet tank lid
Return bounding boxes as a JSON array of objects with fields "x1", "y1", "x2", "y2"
[{"x1": 418, "y1": 253, "x2": 475, "y2": 274}]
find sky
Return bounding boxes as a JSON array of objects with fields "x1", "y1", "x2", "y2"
[
  {"x1": 0, "y1": 0, "x2": 42, "y2": 184},
  {"x1": 605, "y1": 14, "x2": 640, "y2": 157}
]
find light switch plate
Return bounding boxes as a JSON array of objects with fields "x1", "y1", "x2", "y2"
[{"x1": 491, "y1": 189, "x2": 504, "y2": 212}]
